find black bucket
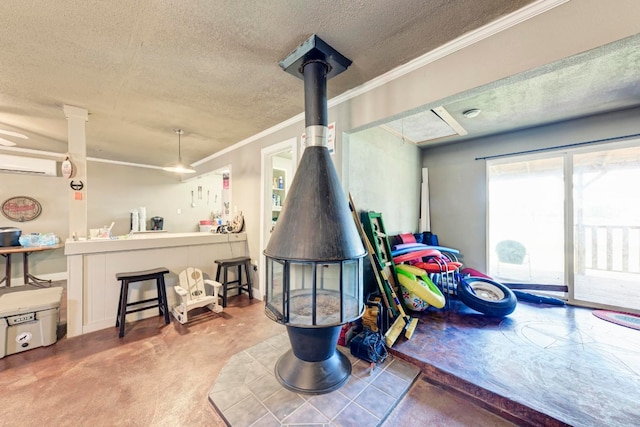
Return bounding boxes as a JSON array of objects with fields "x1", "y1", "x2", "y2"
[{"x1": 0, "y1": 227, "x2": 21, "y2": 247}]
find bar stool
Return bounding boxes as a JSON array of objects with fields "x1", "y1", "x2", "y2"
[
  {"x1": 115, "y1": 267, "x2": 170, "y2": 338},
  {"x1": 215, "y1": 256, "x2": 253, "y2": 307}
]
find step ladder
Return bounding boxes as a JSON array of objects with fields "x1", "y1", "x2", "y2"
[{"x1": 362, "y1": 211, "x2": 400, "y2": 293}]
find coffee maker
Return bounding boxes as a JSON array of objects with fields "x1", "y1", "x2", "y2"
[{"x1": 150, "y1": 216, "x2": 164, "y2": 231}]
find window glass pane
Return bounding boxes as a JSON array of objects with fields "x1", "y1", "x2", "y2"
[
  {"x1": 488, "y1": 157, "x2": 565, "y2": 285},
  {"x1": 291, "y1": 262, "x2": 314, "y2": 293},
  {"x1": 341, "y1": 259, "x2": 362, "y2": 321},
  {"x1": 265, "y1": 258, "x2": 285, "y2": 319},
  {"x1": 266, "y1": 258, "x2": 282, "y2": 302},
  {"x1": 573, "y1": 145, "x2": 640, "y2": 310}
]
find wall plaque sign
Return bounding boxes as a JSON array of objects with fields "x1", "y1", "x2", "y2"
[
  {"x1": 61, "y1": 156, "x2": 74, "y2": 179},
  {"x1": 1, "y1": 196, "x2": 42, "y2": 222},
  {"x1": 70, "y1": 180, "x2": 84, "y2": 191}
]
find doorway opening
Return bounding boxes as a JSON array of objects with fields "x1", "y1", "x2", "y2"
[{"x1": 259, "y1": 138, "x2": 297, "y2": 300}]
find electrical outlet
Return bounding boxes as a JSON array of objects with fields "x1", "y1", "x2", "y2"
[{"x1": 177, "y1": 208, "x2": 181, "y2": 214}]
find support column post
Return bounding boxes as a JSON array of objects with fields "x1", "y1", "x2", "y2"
[
  {"x1": 63, "y1": 105, "x2": 89, "y2": 239},
  {"x1": 64, "y1": 104, "x2": 88, "y2": 338}
]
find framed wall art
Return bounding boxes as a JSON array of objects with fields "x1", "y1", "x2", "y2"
[{"x1": 1, "y1": 196, "x2": 42, "y2": 222}]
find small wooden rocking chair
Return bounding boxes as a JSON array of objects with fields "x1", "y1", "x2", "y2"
[{"x1": 172, "y1": 267, "x2": 223, "y2": 324}]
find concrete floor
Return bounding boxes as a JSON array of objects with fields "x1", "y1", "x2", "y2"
[
  {"x1": 10, "y1": 280, "x2": 638, "y2": 426},
  {"x1": 1, "y1": 282, "x2": 513, "y2": 427},
  {"x1": 392, "y1": 299, "x2": 640, "y2": 427}
]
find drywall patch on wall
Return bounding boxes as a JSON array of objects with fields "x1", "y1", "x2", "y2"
[{"x1": 348, "y1": 126, "x2": 420, "y2": 235}]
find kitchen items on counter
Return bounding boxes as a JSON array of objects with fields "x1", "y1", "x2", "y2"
[
  {"x1": 139, "y1": 207, "x2": 146, "y2": 231},
  {"x1": 151, "y1": 216, "x2": 164, "y2": 230},
  {"x1": 88, "y1": 222, "x2": 114, "y2": 240},
  {"x1": 212, "y1": 212, "x2": 244, "y2": 234},
  {"x1": 130, "y1": 207, "x2": 148, "y2": 232},
  {"x1": 199, "y1": 220, "x2": 214, "y2": 232}
]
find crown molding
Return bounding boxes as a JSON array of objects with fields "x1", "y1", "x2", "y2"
[{"x1": 193, "y1": 0, "x2": 569, "y2": 167}]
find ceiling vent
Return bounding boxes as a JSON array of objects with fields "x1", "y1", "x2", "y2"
[
  {"x1": 0, "y1": 154, "x2": 57, "y2": 176},
  {"x1": 381, "y1": 106, "x2": 468, "y2": 146}
]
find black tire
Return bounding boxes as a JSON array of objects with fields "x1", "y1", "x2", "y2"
[{"x1": 458, "y1": 277, "x2": 517, "y2": 317}]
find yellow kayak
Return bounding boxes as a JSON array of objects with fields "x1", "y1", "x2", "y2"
[{"x1": 396, "y1": 264, "x2": 446, "y2": 309}]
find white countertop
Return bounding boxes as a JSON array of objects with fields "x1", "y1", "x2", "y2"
[{"x1": 64, "y1": 232, "x2": 246, "y2": 255}]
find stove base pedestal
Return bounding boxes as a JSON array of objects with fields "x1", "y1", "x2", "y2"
[{"x1": 274, "y1": 347, "x2": 351, "y2": 395}]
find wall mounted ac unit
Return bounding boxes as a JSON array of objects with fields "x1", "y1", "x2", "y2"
[{"x1": 0, "y1": 154, "x2": 57, "y2": 176}]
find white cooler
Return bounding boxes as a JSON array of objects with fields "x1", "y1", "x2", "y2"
[{"x1": 0, "y1": 287, "x2": 62, "y2": 358}]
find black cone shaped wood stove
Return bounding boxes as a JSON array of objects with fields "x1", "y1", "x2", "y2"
[{"x1": 264, "y1": 35, "x2": 366, "y2": 395}]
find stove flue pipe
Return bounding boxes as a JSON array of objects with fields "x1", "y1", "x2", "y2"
[
  {"x1": 279, "y1": 34, "x2": 352, "y2": 147},
  {"x1": 303, "y1": 60, "x2": 328, "y2": 146},
  {"x1": 264, "y1": 35, "x2": 364, "y2": 395}
]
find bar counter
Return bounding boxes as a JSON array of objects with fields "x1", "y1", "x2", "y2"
[{"x1": 65, "y1": 232, "x2": 248, "y2": 337}]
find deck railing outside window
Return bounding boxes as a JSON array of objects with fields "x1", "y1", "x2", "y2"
[{"x1": 575, "y1": 224, "x2": 640, "y2": 274}]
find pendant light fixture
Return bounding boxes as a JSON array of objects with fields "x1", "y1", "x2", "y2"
[{"x1": 163, "y1": 128, "x2": 196, "y2": 174}]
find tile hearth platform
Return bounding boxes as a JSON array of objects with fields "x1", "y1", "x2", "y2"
[{"x1": 208, "y1": 332, "x2": 420, "y2": 426}]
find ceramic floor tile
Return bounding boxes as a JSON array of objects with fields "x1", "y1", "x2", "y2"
[
  {"x1": 222, "y1": 394, "x2": 269, "y2": 427},
  {"x1": 246, "y1": 374, "x2": 282, "y2": 401},
  {"x1": 209, "y1": 384, "x2": 252, "y2": 412},
  {"x1": 370, "y1": 370, "x2": 411, "y2": 398},
  {"x1": 281, "y1": 401, "x2": 330, "y2": 424},
  {"x1": 334, "y1": 374, "x2": 368, "y2": 400},
  {"x1": 307, "y1": 390, "x2": 351, "y2": 419},
  {"x1": 250, "y1": 413, "x2": 282, "y2": 427},
  {"x1": 331, "y1": 401, "x2": 380, "y2": 427},
  {"x1": 354, "y1": 384, "x2": 396, "y2": 419},
  {"x1": 384, "y1": 356, "x2": 421, "y2": 382},
  {"x1": 262, "y1": 388, "x2": 305, "y2": 421},
  {"x1": 243, "y1": 359, "x2": 271, "y2": 383},
  {"x1": 208, "y1": 330, "x2": 419, "y2": 426},
  {"x1": 350, "y1": 359, "x2": 381, "y2": 382}
]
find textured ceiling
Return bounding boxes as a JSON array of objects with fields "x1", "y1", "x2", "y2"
[
  {"x1": 0, "y1": 0, "x2": 534, "y2": 167},
  {"x1": 385, "y1": 32, "x2": 640, "y2": 146},
  {"x1": 1, "y1": 1, "x2": 638, "y2": 169}
]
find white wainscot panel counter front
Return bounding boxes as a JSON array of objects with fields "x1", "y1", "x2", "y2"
[{"x1": 64, "y1": 232, "x2": 248, "y2": 337}]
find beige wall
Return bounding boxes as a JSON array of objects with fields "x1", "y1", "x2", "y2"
[
  {"x1": 0, "y1": 172, "x2": 68, "y2": 279},
  {"x1": 0, "y1": 162, "x2": 229, "y2": 282},
  {"x1": 87, "y1": 161, "x2": 226, "y2": 236},
  {"x1": 421, "y1": 106, "x2": 640, "y2": 272}
]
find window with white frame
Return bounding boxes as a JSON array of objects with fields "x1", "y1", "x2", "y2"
[{"x1": 487, "y1": 141, "x2": 640, "y2": 312}]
